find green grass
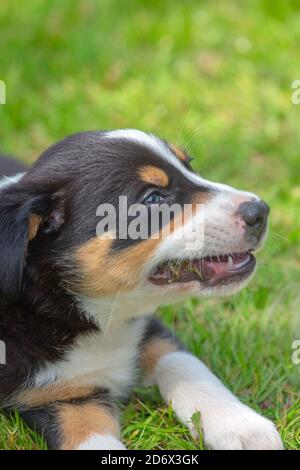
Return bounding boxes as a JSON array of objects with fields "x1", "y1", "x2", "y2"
[{"x1": 0, "y1": 0, "x2": 299, "y2": 450}]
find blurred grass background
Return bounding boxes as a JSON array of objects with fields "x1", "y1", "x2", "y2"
[{"x1": 0, "y1": 0, "x2": 299, "y2": 450}]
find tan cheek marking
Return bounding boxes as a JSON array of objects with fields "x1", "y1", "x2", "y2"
[
  {"x1": 59, "y1": 403, "x2": 120, "y2": 450},
  {"x1": 28, "y1": 214, "x2": 43, "y2": 241},
  {"x1": 76, "y1": 213, "x2": 195, "y2": 297},
  {"x1": 75, "y1": 236, "x2": 112, "y2": 295},
  {"x1": 138, "y1": 165, "x2": 169, "y2": 187},
  {"x1": 16, "y1": 380, "x2": 96, "y2": 408},
  {"x1": 170, "y1": 144, "x2": 188, "y2": 162},
  {"x1": 75, "y1": 235, "x2": 162, "y2": 296},
  {"x1": 141, "y1": 337, "x2": 178, "y2": 375},
  {"x1": 75, "y1": 193, "x2": 213, "y2": 297}
]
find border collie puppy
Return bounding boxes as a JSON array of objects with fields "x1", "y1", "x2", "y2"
[{"x1": 0, "y1": 130, "x2": 283, "y2": 450}]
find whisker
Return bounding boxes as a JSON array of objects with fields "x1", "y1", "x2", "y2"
[
  {"x1": 175, "y1": 99, "x2": 197, "y2": 148},
  {"x1": 269, "y1": 232, "x2": 290, "y2": 242}
]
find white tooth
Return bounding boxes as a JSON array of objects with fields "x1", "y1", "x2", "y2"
[
  {"x1": 240, "y1": 254, "x2": 250, "y2": 267},
  {"x1": 235, "y1": 254, "x2": 250, "y2": 268},
  {"x1": 228, "y1": 256, "x2": 234, "y2": 268}
]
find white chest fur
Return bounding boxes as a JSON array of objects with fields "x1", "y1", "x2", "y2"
[{"x1": 34, "y1": 317, "x2": 147, "y2": 397}]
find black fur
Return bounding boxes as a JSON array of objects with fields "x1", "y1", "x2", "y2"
[
  {"x1": 0, "y1": 191, "x2": 53, "y2": 303},
  {"x1": 141, "y1": 317, "x2": 184, "y2": 351}
]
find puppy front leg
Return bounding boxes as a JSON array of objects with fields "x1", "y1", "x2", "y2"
[
  {"x1": 141, "y1": 321, "x2": 283, "y2": 450},
  {"x1": 20, "y1": 392, "x2": 126, "y2": 450}
]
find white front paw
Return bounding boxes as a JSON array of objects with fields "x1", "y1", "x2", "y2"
[
  {"x1": 76, "y1": 434, "x2": 127, "y2": 450},
  {"x1": 199, "y1": 404, "x2": 283, "y2": 450},
  {"x1": 154, "y1": 352, "x2": 284, "y2": 450}
]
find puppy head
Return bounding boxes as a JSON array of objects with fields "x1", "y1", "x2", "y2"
[{"x1": 0, "y1": 130, "x2": 269, "y2": 311}]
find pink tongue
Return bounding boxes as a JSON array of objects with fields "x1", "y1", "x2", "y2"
[
  {"x1": 202, "y1": 261, "x2": 226, "y2": 280},
  {"x1": 202, "y1": 254, "x2": 249, "y2": 280}
]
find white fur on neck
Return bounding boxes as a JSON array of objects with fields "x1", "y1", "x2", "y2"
[{"x1": 33, "y1": 317, "x2": 148, "y2": 398}]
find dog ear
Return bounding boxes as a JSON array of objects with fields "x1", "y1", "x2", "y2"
[{"x1": 0, "y1": 189, "x2": 65, "y2": 304}]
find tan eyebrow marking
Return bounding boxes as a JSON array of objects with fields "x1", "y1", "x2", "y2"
[
  {"x1": 170, "y1": 144, "x2": 189, "y2": 162},
  {"x1": 138, "y1": 165, "x2": 169, "y2": 187}
]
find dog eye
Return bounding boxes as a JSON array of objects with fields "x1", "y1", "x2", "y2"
[{"x1": 143, "y1": 191, "x2": 165, "y2": 205}]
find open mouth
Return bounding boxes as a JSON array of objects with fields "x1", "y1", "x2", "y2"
[{"x1": 149, "y1": 252, "x2": 256, "y2": 287}]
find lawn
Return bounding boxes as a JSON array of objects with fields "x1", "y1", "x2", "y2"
[{"x1": 0, "y1": 0, "x2": 299, "y2": 450}]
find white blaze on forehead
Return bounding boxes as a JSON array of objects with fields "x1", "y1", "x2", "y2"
[
  {"x1": 105, "y1": 129, "x2": 257, "y2": 199},
  {"x1": 0, "y1": 172, "x2": 25, "y2": 190},
  {"x1": 104, "y1": 129, "x2": 170, "y2": 161}
]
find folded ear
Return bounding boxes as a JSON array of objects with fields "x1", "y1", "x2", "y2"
[{"x1": 0, "y1": 189, "x2": 65, "y2": 304}]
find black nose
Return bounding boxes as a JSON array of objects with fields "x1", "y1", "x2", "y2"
[{"x1": 238, "y1": 200, "x2": 270, "y2": 239}]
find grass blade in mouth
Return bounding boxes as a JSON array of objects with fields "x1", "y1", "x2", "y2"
[
  {"x1": 149, "y1": 253, "x2": 255, "y2": 286},
  {"x1": 151, "y1": 258, "x2": 205, "y2": 284}
]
